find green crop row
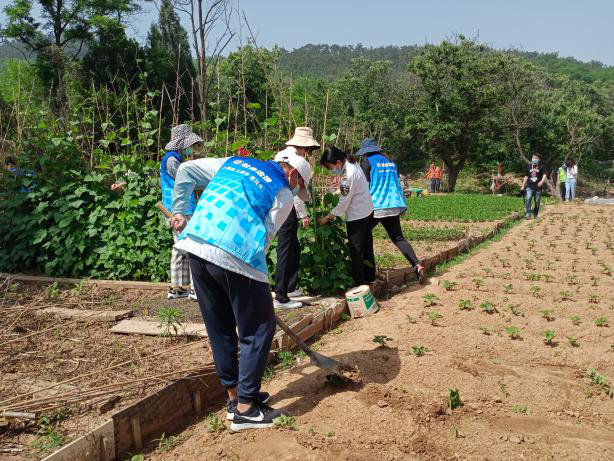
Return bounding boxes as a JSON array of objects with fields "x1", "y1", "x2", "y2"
[{"x1": 372, "y1": 223, "x2": 465, "y2": 241}]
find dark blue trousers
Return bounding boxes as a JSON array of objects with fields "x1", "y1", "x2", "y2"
[{"x1": 188, "y1": 254, "x2": 276, "y2": 404}]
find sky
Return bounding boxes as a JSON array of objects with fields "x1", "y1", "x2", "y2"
[
  {"x1": 121, "y1": 0, "x2": 614, "y2": 65},
  {"x1": 3, "y1": 0, "x2": 613, "y2": 65}
]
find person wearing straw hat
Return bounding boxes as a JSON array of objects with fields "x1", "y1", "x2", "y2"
[
  {"x1": 170, "y1": 153, "x2": 312, "y2": 431},
  {"x1": 161, "y1": 124, "x2": 203, "y2": 300},
  {"x1": 272, "y1": 127, "x2": 320, "y2": 309},
  {"x1": 355, "y1": 138, "x2": 427, "y2": 284}
]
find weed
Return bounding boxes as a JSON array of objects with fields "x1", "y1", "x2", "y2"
[
  {"x1": 277, "y1": 350, "x2": 297, "y2": 370},
  {"x1": 587, "y1": 369, "x2": 613, "y2": 397},
  {"x1": 422, "y1": 293, "x2": 438, "y2": 307},
  {"x1": 472, "y1": 278, "x2": 484, "y2": 290},
  {"x1": 498, "y1": 380, "x2": 509, "y2": 397},
  {"x1": 543, "y1": 274, "x2": 554, "y2": 283},
  {"x1": 372, "y1": 335, "x2": 392, "y2": 347},
  {"x1": 479, "y1": 326, "x2": 490, "y2": 335},
  {"x1": 45, "y1": 282, "x2": 60, "y2": 299},
  {"x1": 541, "y1": 309, "x2": 555, "y2": 321},
  {"x1": 503, "y1": 284, "x2": 513, "y2": 294},
  {"x1": 206, "y1": 414, "x2": 225, "y2": 433},
  {"x1": 443, "y1": 280, "x2": 457, "y2": 291},
  {"x1": 565, "y1": 274, "x2": 578, "y2": 285},
  {"x1": 559, "y1": 290, "x2": 574, "y2": 302},
  {"x1": 543, "y1": 330, "x2": 556, "y2": 346},
  {"x1": 449, "y1": 389, "x2": 461, "y2": 410},
  {"x1": 500, "y1": 258, "x2": 511, "y2": 268},
  {"x1": 340, "y1": 312, "x2": 351, "y2": 322},
  {"x1": 602, "y1": 265, "x2": 612, "y2": 276},
  {"x1": 507, "y1": 304, "x2": 523, "y2": 317},
  {"x1": 530, "y1": 285, "x2": 542, "y2": 298},
  {"x1": 274, "y1": 415, "x2": 298, "y2": 431},
  {"x1": 595, "y1": 317, "x2": 609, "y2": 327},
  {"x1": 506, "y1": 326, "x2": 521, "y2": 340},
  {"x1": 8, "y1": 282, "x2": 19, "y2": 292},
  {"x1": 308, "y1": 427, "x2": 316, "y2": 435},
  {"x1": 590, "y1": 276, "x2": 599, "y2": 287},
  {"x1": 427, "y1": 311, "x2": 443, "y2": 326},
  {"x1": 158, "y1": 307, "x2": 184, "y2": 337},
  {"x1": 412, "y1": 345, "x2": 430, "y2": 357},
  {"x1": 157, "y1": 433, "x2": 177, "y2": 452},
  {"x1": 406, "y1": 315, "x2": 417, "y2": 324},
  {"x1": 483, "y1": 267, "x2": 494, "y2": 277},
  {"x1": 326, "y1": 431, "x2": 335, "y2": 437},
  {"x1": 130, "y1": 456, "x2": 145, "y2": 461},
  {"x1": 571, "y1": 316, "x2": 582, "y2": 326},
  {"x1": 31, "y1": 411, "x2": 70, "y2": 454},
  {"x1": 70, "y1": 279, "x2": 87, "y2": 296},
  {"x1": 568, "y1": 336, "x2": 580, "y2": 347},
  {"x1": 480, "y1": 302, "x2": 497, "y2": 314},
  {"x1": 458, "y1": 299, "x2": 473, "y2": 311}
]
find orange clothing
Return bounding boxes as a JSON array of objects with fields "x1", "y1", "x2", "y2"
[
  {"x1": 434, "y1": 167, "x2": 442, "y2": 179},
  {"x1": 426, "y1": 166, "x2": 435, "y2": 179}
]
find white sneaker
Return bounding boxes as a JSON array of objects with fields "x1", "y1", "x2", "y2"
[
  {"x1": 188, "y1": 289, "x2": 197, "y2": 301},
  {"x1": 274, "y1": 300, "x2": 303, "y2": 309},
  {"x1": 287, "y1": 289, "x2": 304, "y2": 298}
]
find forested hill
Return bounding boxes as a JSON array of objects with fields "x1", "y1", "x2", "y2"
[{"x1": 278, "y1": 44, "x2": 614, "y2": 83}]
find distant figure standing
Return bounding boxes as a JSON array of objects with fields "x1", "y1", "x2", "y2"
[
  {"x1": 434, "y1": 165, "x2": 442, "y2": 192},
  {"x1": 565, "y1": 160, "x2": 578, "y2": 202},
  {"x1": 557, "y1": 162, "x2": 567, "y2": 200},
  {"x1": 520, "y1": 154, "x2": 546, "y2": 219},
  {"x1": 426, "y1": 163, "x2": 436, "y2": 193}
]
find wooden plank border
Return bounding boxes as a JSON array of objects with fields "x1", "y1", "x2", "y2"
[{"x1": 0, "y1": 273, "x2": 169, "y2": 290}]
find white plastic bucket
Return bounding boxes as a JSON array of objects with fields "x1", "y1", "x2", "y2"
[{"x1": 345, "y1": 285, "x2": 379, "y2": 319}]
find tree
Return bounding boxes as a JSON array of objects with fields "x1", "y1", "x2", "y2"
[
  {"x1": 407, "y1": 38, "x2": 506, "y2": 191},
  {"x1": 145, "y1": 0, "x2": 196, "y2": 123},
  {"x1": 1, "y1": 0, "x2": 140, "y2": 104}
]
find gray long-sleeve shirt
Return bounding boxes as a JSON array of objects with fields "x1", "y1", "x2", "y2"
[{"x1": 173, "y1": 158, "x2": 294, "y2": 282}]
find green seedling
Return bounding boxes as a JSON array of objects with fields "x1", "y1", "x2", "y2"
[
  {"x1": 560, "y1": 290, "x2": 574, "y2": 301},
  {"x1": 8, "y1": 282, "x2": 19, "y2": 293},
  {"x1": 276, "y1": 350, "x2": 297, "y2": 370},
  {"x1": 530, "y1": 285, "x2": 542, "y2": 298},
  {"x1": 443, "y1": 280, "x2": 457, "y2": 291},
  {"x1": 506, "y1": 326, "x2": 521, "y2": 340},
  {"x1": 571, "y1": 316, "x2": 582, "y2": 326},
  {"x1": 157, "y1": 433, "x2": 177, "y2": 452},
  {"x1": 568, "y1": 336, "x2": 580, "y2": 347},
  {"x1": 565, "y1": 274, "x2": 578, "y2": 285},
  {"x1": 543, "y1": 274, "x2": 554, "y2": 283},
  {"x1": 274, "y1": 415, "x2": 298, "y2": 431},
  {"x1": 472, "y1": 278, "x2": 484, "y2": 289},
  {"x1": 503, "y1": 284, "x2": 513, "y2": 294},
  {"x1": 500, "y1": 258, "x2": 511, "y2": 268},
  {"x1": 372, "y1": 335, "x2": 392, "y2": 347},
  {"x1": 479, "y1": 326, "x2": 490, "y2": 335},
  {"x1": 326, "y1": 431, "x2": 335, "y2": 437},
  {"x1": 412, "y1": 345, "x2": 430, "y2": 357},
  {"x1": 480, "y1": 302, "x2": 497, "y2": 314},
  {"x1": 511, "y1": 404, "x2": 529, "y2": 414},
  {"x1": 595, "y1": 317, "x2": 609, "y2": 327},
  {"x1": 406, "y1": 315, "x2": 417, "y2": 324},
  {"x1": 590, "y1": 276, "x2": 599, "y2": 287},
  {"x1": 45, "y1": 282, "x2": 60, "y2": 299},
  {"x1": 543, "y1": 330, "x2": 556, "y2": 346},
  {"x1": 206, "y1": 414, "x2": 225, "y2": 433},
  {"x1": 498, "y1": 380, "x2": 509, "y2": 397},
  {"x1": 483, "y1": 268, "x2": 494, "y2": 277},
  {"x1": 589, "y1": 295, "x2": 599, "y2": 304},
  {"x1": 541, "y1": 309, "x2": 555, "y2": 321},
  {"x1": 158, "y1": 307, "x2": 184, "y2": 337},
  {"x1": 588, "y1": 368, "x2": 613, "y2": 397},
  {"x1": 70, "y1": 279, "x2": 87, "y2": 296},
  {"x1": 449, "y1": 389, "x2": 461, "y2": 410},
  {"x1": 340, "y1": 312, "x2": 351, "y2": 322},
  {"x1": 458, "y1": 299, "x2": 473, "y2": 311},
  {"x1": 508, "y1": 304, "x2": 523, "y2": 316},
  {"x1": 422, "y1": 293, "x2": 438, "y2": 307},
  {"x1": 602, "y1": 265, "x2": 612, "y2": 276},
  {"x1": 427, "y1": 311, "x2": 442, "y2": 326}
]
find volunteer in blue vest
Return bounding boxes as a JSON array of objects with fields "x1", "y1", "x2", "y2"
[
  {"x1": 355, "y1": 139, "x2": 427, "y2": 284},
  {"x1": 319, "y1": 146, "x2": 376, "y2": 287},
  {"x1": 161, "y1": 124, "x2": 202, "y2": 300},
  {"x1": 170, "y1": 154, "x2": 312, "y2": 431},
  {"x1": 273, "y1": 127, "x2": 320, "y2": 309}
]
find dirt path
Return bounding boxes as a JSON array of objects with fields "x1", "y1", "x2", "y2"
[{"x1": 154, "y1": 203, "x2": 614, "y2": 460}]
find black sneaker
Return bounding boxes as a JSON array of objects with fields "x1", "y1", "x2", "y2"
[
  {"x1": 226, "y1": 392, "x2": 270, "y2": 420},
  {"x1": 230, "y1": 401, "x2": 285, "y2": 431},
  {"x1": 167, "y1": 288, "x2": 189, "y2": 299}
]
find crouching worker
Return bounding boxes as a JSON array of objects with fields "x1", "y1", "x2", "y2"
[
  {"x1": 355, "y1": 139, "x2": 427, "y2": 283},
  {"x1": 170, "y1": 155, "x2": 312, "y2": 431},
  {"x1": 319, "y1": 146, "x2": 376, "y2": 287}
]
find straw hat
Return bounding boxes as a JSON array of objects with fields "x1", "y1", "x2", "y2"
[
  {"x1": 285, "y1": 127, "x2": 320, "y2": 148},
  {"x1": 164, "y1": 124, "x2": 203, "y2": 151}
]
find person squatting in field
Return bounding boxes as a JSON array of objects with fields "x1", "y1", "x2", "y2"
[
  {"x1": 272, "y1": 127, "x2": 320, "y2": 309},
  {"x1": 355, "y1": 138, "x2": 427, "y2": 284},
  {"x1": 521, "y1": 153, "x2": 547, "y2": 219},
  {"x1": 160, "y1": 124, "x2": 203, "y2": 300},
  {"x1": 170, "y1": 153, "x2": 313, "y2": 431},
  {"x1": 319, "y1": 145, "x2": 376, "y2": 287}
]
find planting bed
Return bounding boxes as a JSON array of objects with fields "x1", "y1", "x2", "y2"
[
  {"x1": 150, "y1": 203, "x2": 614, "y2": 460},
  {"x1": 0, "y1": 284, "x2": 214, "y2": 460}
]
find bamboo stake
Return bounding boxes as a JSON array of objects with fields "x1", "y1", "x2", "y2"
[{"x1": 321, "y1": 90, "x2": 330, "y2": 148}]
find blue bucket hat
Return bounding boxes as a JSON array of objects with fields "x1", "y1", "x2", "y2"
[{"x1": 355, "y1": 138, "x2": 384, "y2": 156}]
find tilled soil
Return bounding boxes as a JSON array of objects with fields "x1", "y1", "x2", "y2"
[{"x1": 152, "y1": 203, "x2": 614, "y2": 460}]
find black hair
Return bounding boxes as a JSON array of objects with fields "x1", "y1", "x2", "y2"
[
  {"x1": 319, "y1": 145, "x2": 355, "y2": 167},
  {"x1": 5, "y1": 156, "x2": 16, "y2": 166}
]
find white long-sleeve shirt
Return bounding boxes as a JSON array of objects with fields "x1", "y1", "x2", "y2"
[
  {"x1": 173, "y1": 158, "x2": 294, "y2": 282},
  {"x1": 566, "y1": 165, "x2": 578, "y2": 180},
  {"x1": 331, "y1": 160, "x2": 374, "y2": 222}
]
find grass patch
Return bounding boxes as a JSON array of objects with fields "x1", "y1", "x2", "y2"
[
  {"x1": 372, "y1": 223, "x2": 466, "y2": 241},
  {"x1": 403, "y1": 194, "x2": 526, "y2": 222}
]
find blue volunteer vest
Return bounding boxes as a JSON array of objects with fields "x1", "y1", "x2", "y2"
[
  {"x1": 178, "y1": 157, "x2": 288, "y2": 274},
  {"x1": 160, "y1": 151, "x2": 195, "y2": 214},
  {"x1": 368, "y1": 154, "x2": 406, "y2": 211}
]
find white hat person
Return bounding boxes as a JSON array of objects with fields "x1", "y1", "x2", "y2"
[
  {"x1": 164, "y1": 124, "x2": 203, "y2": 151},
  {"x1": 285, "y1": 127, "x2": 320, "y2": 148},
  {"x1": 276, "y1": 150, "x2": 312, "y2": 203}
]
